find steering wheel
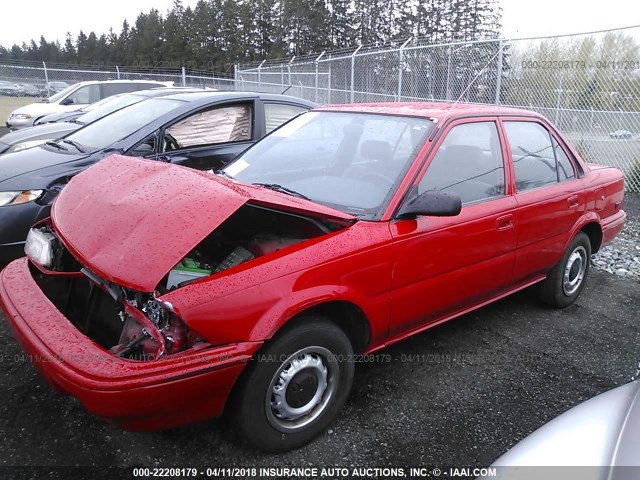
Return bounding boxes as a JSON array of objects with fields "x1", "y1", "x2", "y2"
[{"x1": 164, "y1": 133, "x2": 180, "y2": 152}]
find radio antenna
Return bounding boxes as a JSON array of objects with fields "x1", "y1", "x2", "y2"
[{"x1": 443, "y1": 46, "x2": 502, "y2": 121}]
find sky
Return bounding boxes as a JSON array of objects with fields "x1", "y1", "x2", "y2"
[{"x1": 1, "y1": 0, "x2": 639, "y2": 49}]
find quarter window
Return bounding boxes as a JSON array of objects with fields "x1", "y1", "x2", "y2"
[
  {"x1": 418, "y1": 121, "x2": 505, "y2": 205},
  {"x1": 265, "y1": 104, "x2": 308, "y2": 133}
]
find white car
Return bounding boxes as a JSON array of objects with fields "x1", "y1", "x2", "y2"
[{"x1": 6, "y1": 80, "x2": 172, "y2": 130}]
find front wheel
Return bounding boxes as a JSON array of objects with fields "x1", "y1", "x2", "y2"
[
  {"x1": 538, "y1": 232, "x2": 591, "y2": 308},
  {"x1": 230, "y1": 316, "x2": 354, "y2": 452}
]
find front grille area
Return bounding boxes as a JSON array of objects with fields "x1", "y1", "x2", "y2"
[{"x1": 30, "y1": 262, "x2": 125, "y2": 349}]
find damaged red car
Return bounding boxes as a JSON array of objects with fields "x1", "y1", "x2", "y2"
[{"x1": 0, "y1": 103, "x2": 626, "y2": 452}]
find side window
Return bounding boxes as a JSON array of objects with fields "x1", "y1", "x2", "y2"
[
  {"x1": 66, "y1": 84, "x2": 100, "y2": 105},
  {"x1": 418, "y1": 121, "x2": 505, "y2": 205},
  {"x1": 265, "y1": 103, "x2": 308, "y2": 133},
  {"x1": 164, "y1": 104, "x2": 252, "y2": 150},
  {"x1": 553, "y1": 138, "x2": 576, "y2": 181},
  {"x1": 504, "y1": 121, "x2": 568, "y2": 191}
]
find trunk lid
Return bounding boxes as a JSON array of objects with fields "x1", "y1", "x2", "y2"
[{"x1": 52, "y1": 155, "x2": 355, "y2": 292}]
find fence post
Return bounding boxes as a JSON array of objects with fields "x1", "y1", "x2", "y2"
[
  {"x1": 315, "y1": 51, "x2": 325, "y2": 103},
  {"x1": 494, "y1": 40, "x2": 504, "y2": 105},
  {"x1": 350, "y1": 46, "x2": 362, "y2": 103},
  {"x1": 181, "y1": 66, "x2": 186, "y2": 86},
  {"x1": 327, "y1": 61, "x2": 332, "y2": 104},
  {"x1": 397, "y1": 38, "x2": 411, "y2": 102},
  {"x1": 257, "y1": 60, "x2": 265, "y2": 90},
  {"x1": 115, "y1": 65, "x2": 120, "y2": 80},
  {"x1": 42, "y1": 61, "x2": 49, "y2": 97},
  {"x1": 288, "y1": 56, "x2": 295, "y2": 88}
]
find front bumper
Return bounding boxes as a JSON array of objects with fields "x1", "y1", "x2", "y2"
[{"x1": 0, "y1": 258, "x2": 261, "y2": 430}]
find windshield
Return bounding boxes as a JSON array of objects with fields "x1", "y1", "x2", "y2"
[
  {"x1": 65, "y1": 98, "x2": 184, "y2": 151},
  {"x1": 75, "y1": 93, "x2": 146, "y2": 125},
  {"x1": 224, "y1": 111, "x2": 433, "y2": 218},
  {"x1": 48, "y1": 83, "x2": 76, "y2": 103}
]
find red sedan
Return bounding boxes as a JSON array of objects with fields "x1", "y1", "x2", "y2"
[{"x1": 0, "y1": 103, "x2": 626, "y2": 452}]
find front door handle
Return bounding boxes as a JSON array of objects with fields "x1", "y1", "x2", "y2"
[{"x1": 497, "y1": 214, "x2": 514, "y2": 231}]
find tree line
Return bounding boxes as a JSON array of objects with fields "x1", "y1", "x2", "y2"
[{"x1": 0, "y1": 0, "x2": 502, "y2": 73}]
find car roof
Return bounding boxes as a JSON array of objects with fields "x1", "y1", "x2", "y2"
[
  {"x1": 68, "y1": 80, "x2": 169, "y2": 86},
  {"x1": 319, "y1": 102, "x2": 544, "y2": 122},
  {"x1": 158, "y1": 90, "x2": 317, "y2": 107}
]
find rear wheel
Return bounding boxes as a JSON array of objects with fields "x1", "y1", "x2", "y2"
[
  {"x1": 539, "y1": 232, "x2": 591, "y2": 308},
  {"x1": 231, "y1": 315, "x2": 354, "y2": 452}
]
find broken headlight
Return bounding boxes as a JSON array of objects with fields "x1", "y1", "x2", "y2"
[{"x1": 24, "y1": 228, "x2": 56, "y2": 267}]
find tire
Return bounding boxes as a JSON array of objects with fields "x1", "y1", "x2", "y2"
[
  {"x1": 538, "y1": 232, "x2": 591, "y2": 308},
  {"x1": 230, "y1": 315, "x2": 354, "y2": 452}
]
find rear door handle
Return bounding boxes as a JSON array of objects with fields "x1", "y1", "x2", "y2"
[
  {"x1": 568, "y1": 195, "x2": 579, "y2": 208},
  {"x1": 497, "y1": 214, "x2": 514, "y2": 231}
]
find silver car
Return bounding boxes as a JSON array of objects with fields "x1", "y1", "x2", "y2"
[{"x1": 484, "y1": 378, "x2": 640, "y2": 479}]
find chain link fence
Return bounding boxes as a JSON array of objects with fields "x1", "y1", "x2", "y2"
[
  {"x1": 238, "y1": 27, "x2": 640, "y2": 192},
  {"x1": 2, "y1": 27, "x2": 639, "y2": 191},
  {"x1": 0, "y1": 61, "x2": 236, "y2": 126}
]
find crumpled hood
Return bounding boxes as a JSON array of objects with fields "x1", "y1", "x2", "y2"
[{"x1": 52, "y1": 155, "x2": 355, "y2": 292}]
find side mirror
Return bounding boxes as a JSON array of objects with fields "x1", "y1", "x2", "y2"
[
  {"x1": 397, "y1": 190, "x2": 462, "y2": 218},
  {"x1": 60, "y1": 97, "x2": 74, "y2": 106}
]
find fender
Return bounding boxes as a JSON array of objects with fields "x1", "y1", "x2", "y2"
[
  {"x1": 172, "y1": 274, "x2": 388, "y2": 348},
  {"x1": 563, "y1": 211, "x2": 602, "y2": 254}
]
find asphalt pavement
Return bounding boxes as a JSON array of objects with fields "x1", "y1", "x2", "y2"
[{"x1": 0, "y1": 268, "x2": 639, "y2": 470}]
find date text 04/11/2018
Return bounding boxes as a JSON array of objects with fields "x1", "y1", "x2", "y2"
[{"x1": 521, "y1": 60, "x2": 640, "y2": 69}]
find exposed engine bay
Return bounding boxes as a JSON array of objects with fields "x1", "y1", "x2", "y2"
[
  {"x1": 26, "y1": 204, "x2": 346, "y2": 361},
  {"x1": 160, "y1": 203, "x2": 345, "y2": 291}
]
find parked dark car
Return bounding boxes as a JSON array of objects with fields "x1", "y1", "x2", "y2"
[
  {"x1": 0, "y1": 88, "x2": 211, "y2": 154},
  {"x1": 0, "y1": 103, "x2": 626, "y2": 452},
  {"x1": 0, "y1": 91, "x2": 316, "y2": 262}
]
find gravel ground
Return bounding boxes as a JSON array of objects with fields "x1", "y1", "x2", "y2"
[{"x1": 592, "y1": 193, "x2": 640, "y2": 278}]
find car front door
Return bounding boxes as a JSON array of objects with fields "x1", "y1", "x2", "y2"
[
  {"x1": 135, "y1": 101, "x2": 258, "y2": 172},
  {"x1": 500, "y1": 118, "x2": 586, "y2": 281},
  {"x1": 388, "y1": 118, "x2": 518, "y2": 337}
]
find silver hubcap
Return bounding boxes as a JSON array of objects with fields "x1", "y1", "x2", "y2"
[
  {"x1": 563, "y1": 246, "x2": 587, "y2": 296},
  {"x1": 265, "y1": 346, "x2": 337, "y2": 433}
]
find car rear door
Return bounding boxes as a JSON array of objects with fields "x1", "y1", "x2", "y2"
[
  {"x1": 499, "y1": 117, "x2": 585, "y2": 281},
  {"x1": 388, "y1": 118, "x2": 518, "y2": 336}
]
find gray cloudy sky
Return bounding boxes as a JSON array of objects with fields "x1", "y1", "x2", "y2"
[{"x1": 1, "y1": 0, "x2": 639, "y2": 49}]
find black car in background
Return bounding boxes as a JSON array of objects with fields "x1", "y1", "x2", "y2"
[
  {"x1": 0, "y1": 91, "x2": 316, "y2": 263},
  {"x1": 0, "y1": 88, "x2": 209, "y2": 154}
]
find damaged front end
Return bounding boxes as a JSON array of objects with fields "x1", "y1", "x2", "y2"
[
  {"x1": 26, "y1": 221, "x2": 204, "y2": 360},
  {"x1": 27, "y1": 201, "x2": 348, "y2": 361}
]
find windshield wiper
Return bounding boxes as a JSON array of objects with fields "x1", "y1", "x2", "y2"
[
  {"x1": 252, "y1": 183, "x2": 309, "y2": 200},
  {"x1": 71, "y1": 119, "x2": 85, "y2": 126},
  {"x1": 61, "y1": 139, "x2": 86, "y2": 153},
  {"x1": 44, "y1": 140, "x2": 68, "y2": 151}
]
